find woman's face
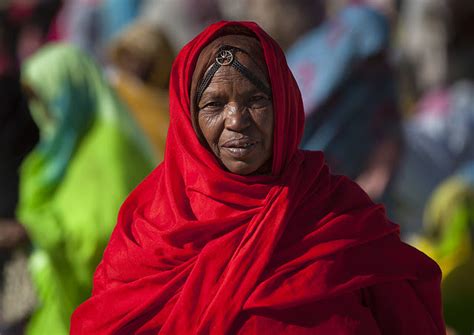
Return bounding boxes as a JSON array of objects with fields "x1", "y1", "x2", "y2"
[{"x1": 197, "y1": 55, "x2": 274, "y2": 175}]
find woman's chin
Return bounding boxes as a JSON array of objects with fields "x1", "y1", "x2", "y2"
[
  {"x1": 222, "y1": 158, "x2": 272, "y2": 176},
  {"x1": 224, "y1": 160, "x2": 258, "y2": 175}
]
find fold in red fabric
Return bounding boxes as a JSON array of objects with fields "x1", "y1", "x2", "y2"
[{"x1": 71, "y1": 21, "x2": 445, "y2": 334}]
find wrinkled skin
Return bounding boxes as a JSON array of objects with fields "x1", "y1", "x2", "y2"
[
  {"x1": 196, "y1": 53, "x2": 274, "y2": 175},
  {"x1": 190, "y1": 32, "x2": 275, "y2": 176}
]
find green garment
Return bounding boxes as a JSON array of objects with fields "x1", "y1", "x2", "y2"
[
  {"x1": 17, "y1": 44, "x2": 155, "y2": 335},
  {"x1": 413, "y1": 173, "x2": 474, "y2": 335}
]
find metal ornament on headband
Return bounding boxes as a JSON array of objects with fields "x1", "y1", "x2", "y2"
[
  {"x1": 216, "y1": 49, "x2": 234, "y2": 66},
  {"x1": 195, "y1": 45, "x2": 272, "y2": 105}
]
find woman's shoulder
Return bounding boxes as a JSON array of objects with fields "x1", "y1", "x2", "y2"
[{"x1": 299, "y1": 149, "x2": 376, "y2": 211}]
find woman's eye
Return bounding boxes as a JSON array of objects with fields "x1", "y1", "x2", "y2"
[
  {"x1": 248, "y1": 95, "x2": 269, "y2": 107},
  {"x1": 201, "y1": 101, "x2": 223, "y2": 110}
]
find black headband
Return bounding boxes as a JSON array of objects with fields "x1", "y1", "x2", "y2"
[{"x1": 195, "y1": 45, "x2": 272, "y2": 105}]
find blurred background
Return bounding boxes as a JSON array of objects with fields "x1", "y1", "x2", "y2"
[{"x1": 0, "y1": 0, "x2": 473, "y2": 334}]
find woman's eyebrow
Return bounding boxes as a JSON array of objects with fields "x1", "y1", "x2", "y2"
[
  {"x1": 199, "y1": 90, "x2": 224, "y2": 102},
  {"x1": 247, "y1": 86, "x2": 270, "y2": 95}
]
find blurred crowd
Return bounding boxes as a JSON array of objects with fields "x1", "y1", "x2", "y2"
[{"x1": 0, "y1": 0, "x2": 473, "y2": 334}]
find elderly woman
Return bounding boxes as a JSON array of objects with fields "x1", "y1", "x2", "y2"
[{"x1": 71, "y1": 22, "x2": 445, "y2": 334}]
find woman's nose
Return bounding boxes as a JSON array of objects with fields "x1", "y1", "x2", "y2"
[{"x1": 224, "y1": 102, "x2": 251, "y2": 131}]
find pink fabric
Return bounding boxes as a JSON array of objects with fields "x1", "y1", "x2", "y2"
[{"x1": 71, "y1": 21, "x2": 445, "y2": 334}]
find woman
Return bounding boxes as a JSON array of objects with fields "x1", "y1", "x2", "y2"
[
  {"x1": 71, "y1": 22, "x2": 444, "y2": 334},
  {"x1": 18, "y1": 44, "x2": 154, "y2": 335}
]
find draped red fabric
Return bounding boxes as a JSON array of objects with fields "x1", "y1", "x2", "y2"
[{"x1": 71, "y1": 21, "x2": 445, "y2": 334}]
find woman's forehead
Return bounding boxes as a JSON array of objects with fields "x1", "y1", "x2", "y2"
[
  {"x1": 193, "y1": 34, "x2": 269, "y2": 83},
  {"x1": 203, "y1": 60, "x2": 270, "y2": 95}
]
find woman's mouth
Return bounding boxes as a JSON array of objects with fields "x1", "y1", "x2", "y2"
[{"x1": 221, "y1": 139, "x2": 258, "y2": 158}]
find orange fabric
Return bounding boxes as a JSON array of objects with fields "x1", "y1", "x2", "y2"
[{"x1": 112, "y1": 70, "x2": 169, "y2": 160}]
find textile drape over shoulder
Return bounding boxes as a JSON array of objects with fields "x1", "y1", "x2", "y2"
[{"x1": 71, "y1": 22, "x2": 445, "y2": 334}]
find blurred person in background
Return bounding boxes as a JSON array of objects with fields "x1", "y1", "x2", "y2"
[
  {"x1": 2, "y1": 0, "x2": 63, "y2": 62},
  {"x1": 18, "y1": 44, "x2": 154, "y2": 335},
  {"x1": 1, "y1": 0, "x2": 64, "y2": 219},
  {"x1": 1, "y1": 0, "x2": 61, "y2": 218},
  {"x1": 0, "y1": 68, "x2": 37, "y2": 335},
  {"x1": 397, "y1": 0, "x2": 448, "y2": 98},
  {"x1": 217, "y1": 0, "x2": 325, "y2": 50},
  {"x1": 1, "y1": 1, "x2": 60, "y2": 333},
  {"x1": 106, "y1": 21, "x2": 175, "y2": 161},
  {"x1": 326, "y1": 0, "x2": 399, "y2": 19},
  {"x1": 100, "y1": 0, "x2": 144, "y2": 45},
  {"x1": 0, "y1": 1, "x2": 38, "y2": 245},
  {"x1": 50, "y1": 0, "x2": 102, "y2": 59},
  {"x1": 54, "y1": 0, "x2": 143, "y2": 62},
  {"x1": 139, "y1": 0, "x2": 223, "y2": 52},
  {"x1": 287, "y1": 4, "x2": 402, "y2": 201},
  {"x1": 386, "y1": 0, "x2": 474, "y2": 237},
  {"x1": 411, "y1": 161, "x2": 474, "y2": 335}
]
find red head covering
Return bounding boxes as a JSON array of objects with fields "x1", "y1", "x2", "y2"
[{"x1": 71, "y1": 22, "x2": 444, "y2": 334}]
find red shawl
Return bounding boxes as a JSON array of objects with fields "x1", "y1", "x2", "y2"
[{"x1": 71, "y1": 22, "x2": 445, "y2": 334}]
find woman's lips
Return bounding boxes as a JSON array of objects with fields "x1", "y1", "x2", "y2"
[{"x1": 221, "y1": 139, "x2": 258, "y2": 158}]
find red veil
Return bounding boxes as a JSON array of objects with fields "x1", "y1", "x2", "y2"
[{"x1": 71, "y1": 22, "x2": 445, "y2": 334}]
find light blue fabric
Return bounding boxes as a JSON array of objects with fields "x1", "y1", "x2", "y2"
[
  {"x1": 101, "y1": 0, "x2": 143, "y2": 43},
  {"x1": 287, "y1": 5, "x2": 389, "y2": 115},
  {"x1": 388, "y1": 82, "x2": 474, "y2": 236},
  {"x1": 287, "y1": 5, "x2": 398, "y2": 179}
]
